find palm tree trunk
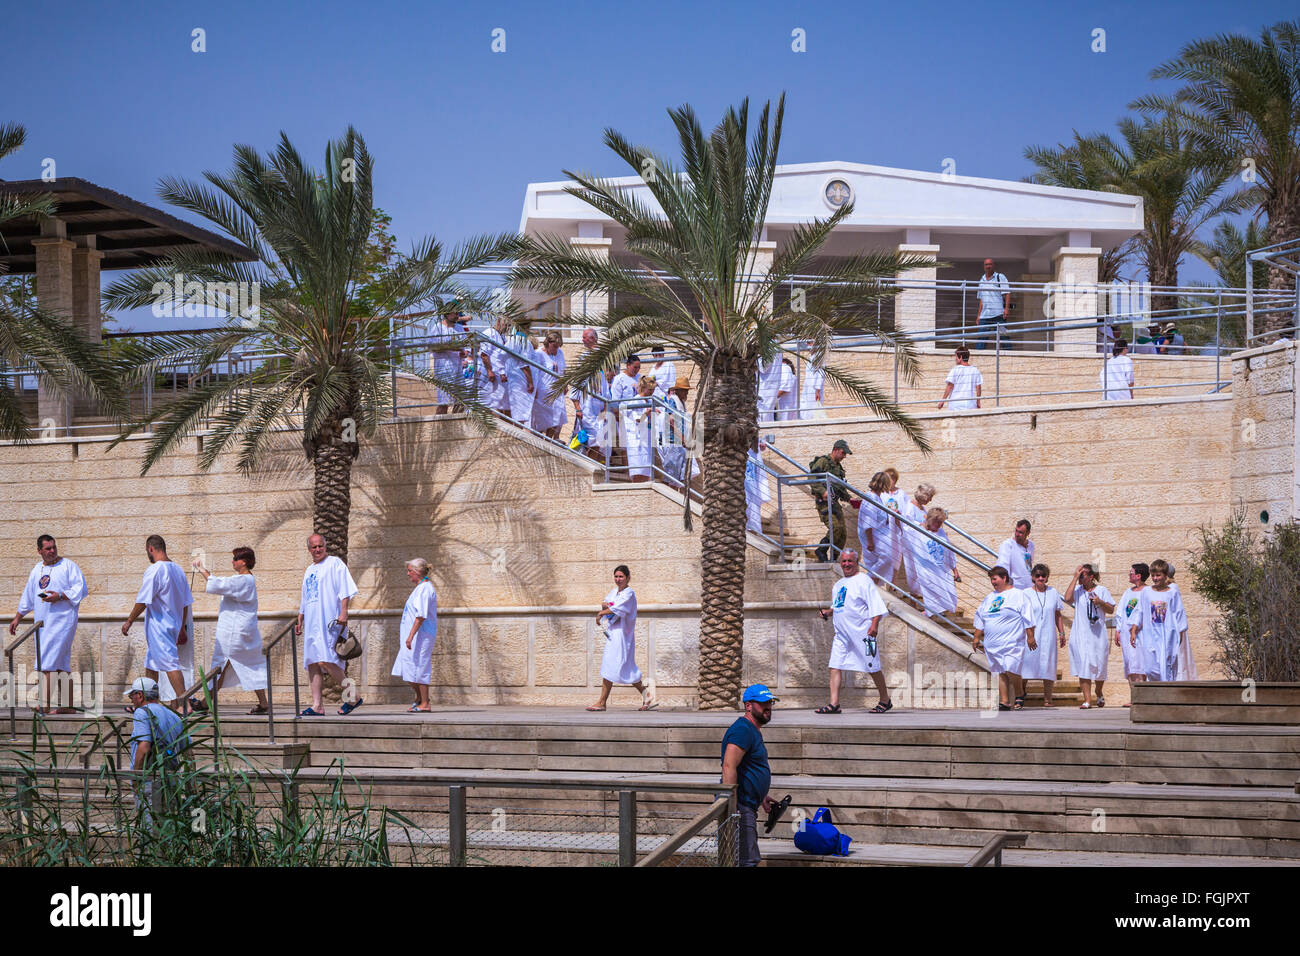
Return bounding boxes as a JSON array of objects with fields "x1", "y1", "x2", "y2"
[
  {"x1": 1148, "y1": 257, "x2": 1179, "y2": 319},
  {"x1": 1262, "y1": 203, "x2": 1299, "y2": 337},
  {"x1": 312, "y1": 420, "x2": 355, "y2": 564},
  {"x1": 697, "y1": 352, "x2": 759, "y2": 710}
]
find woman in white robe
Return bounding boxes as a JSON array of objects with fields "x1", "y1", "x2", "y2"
[
  {"x1": 908, "y1": 506, "x2": 960, "y2": 619},
  {"x1": 880, "y1": 468, "x2": 911, "y2": 583},
  {"x1": 504, "y1": 327, "x2": 538, "y2": 426},
  {"x1": 1064, "y1": 563, "x2": 1116, "y2": 708},
  {"x1": 194, "y1": 548, "x2": 268, "y2": 714},
  {"x1": 857, "y1": 472, "x2": 895, "y2": 583},
  {"x1": 531, "y1": 331, "x2": 568, "y2": 439},
  {"x1": 1019, "y1": 563, "x2": 1066, "y2": 706},
  {"x1": 429, "y1": 313, "x2": 465, "y2": 413},
  {"x1": 587, "y1": 565, "x2": 652, "y2": 711},
  {"x1": 776, "y1": 359, "x2": 798, "y2": 420},
  {"x1": 626, "y1": 375, "x2": 657, "y2": 481},
  {"x1": 900, "y1": 483, "x2": 936, "y2": 597},
  {"x1": 800, "y1": 355, "x2": 826, "y2": 419},
  {"x1": 392, "y1": 558, "x2": 438, "y2": 712}
]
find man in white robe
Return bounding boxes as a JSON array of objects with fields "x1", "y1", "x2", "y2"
[
  {"x1": 121, "y1": 535, "x2": 193, "y2": 710},
  {"x1": 649, "y1": 346, "x2": 676, "y2": 399},
  {"x1": 744, "y1": 446, "x2": 771, "y2": 533},
  {"x1": 757, "y1": 355, "x2": 783, "y2": 422},
  {"x1": 295, "y1": 534, "x2": 359, "y2": 716},
  {"x1": 610, "y1": 355, "x2": 641, "y2": 465},
  {"x1": 995, "y1": 519, "x2": 1036, "y2": 590},
  {"x1": 817, "y1": 550, "x2": 891, "y2": 713},
  {"x1": 9, "y1": 534, "x2": 87, "y2": 713},
  {"x1": 800, "y1": 350, "x2": 826, "y2": 419},
  {"x1": 503, "y1": 326, "x2": 538, "y2": 426},
  {"x1": 777, "y1": 360, "x2": 798, "y2": 420}
]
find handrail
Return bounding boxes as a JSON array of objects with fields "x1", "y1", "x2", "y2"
[
  {"x1": 6, "y1": 621, "x2": 43, "y2": 739},
  {"x1": 263, "y1": 619, "x2": 300, "y2": 744},
  {"x1": 965, "y1": 831, "x2": 1028, "y2": 867},
  {"x1": 637, "y1": 794, "x2": 734, "y2": 867}
]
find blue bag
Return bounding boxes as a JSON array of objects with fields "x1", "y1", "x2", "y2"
[{"x1": 793, "y1": 807, "x2": 852, "y2": 856}]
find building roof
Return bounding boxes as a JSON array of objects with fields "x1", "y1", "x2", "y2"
[
  {"x1": 520, "y1": 160, "x2": 1144, "y2": 249},
  {"x1": 0, "y1": 177, "x2": 254, "y2": 273}
]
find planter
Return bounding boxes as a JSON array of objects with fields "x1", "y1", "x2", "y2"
[{"x1": 1130, "y1": 681, "x2": 1300, "y2": 725}]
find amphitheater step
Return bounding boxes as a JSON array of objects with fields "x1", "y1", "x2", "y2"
[{"x1": 759, "y1": 841, "x2": 1300, "y2": 867}]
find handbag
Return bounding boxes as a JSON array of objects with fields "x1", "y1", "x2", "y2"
[
  {"x1": 330, "y1": 619, "x2": 363, "y2": 661},
  {"x1": 793, "y1": 807, "x2": 852, "y2": 856}
]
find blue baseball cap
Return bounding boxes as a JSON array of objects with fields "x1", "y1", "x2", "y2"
[{"x1": 742, "y1": 684, "x2": 779, "y2": 703}]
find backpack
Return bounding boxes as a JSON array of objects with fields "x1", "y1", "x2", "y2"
[{"x1": 793, "y1": 807, "x2": 853, "y2": 856}]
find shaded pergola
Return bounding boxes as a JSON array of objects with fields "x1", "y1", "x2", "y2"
[{"x1": 0, "y1": 176, "x2": 254, "y2": 423}]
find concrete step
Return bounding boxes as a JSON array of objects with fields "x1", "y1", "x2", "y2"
[{"x1": 759, "y1": 840, "x2": 1300, "y2": 867}]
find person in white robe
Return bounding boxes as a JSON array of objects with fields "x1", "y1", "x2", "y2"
[
  {"x1": 757, "y1": 355, "x2": 783, "y2": 422},
  {"x1": 121, "y1": 535, "x2": 193, "y2": 711},
  {"x1": 430, "y1": 310, "x2": 466, "y2": 414},
  {"x1": 1130, "y1": 560, "x2": 1189, "y2": 683},
  {"x1": 776, "y1": 359, "x2": 798, "y2": 420},
  {"x1": 800, "y1": 349, "x2": 826, "y2": 420},
  {"x1": 531, "y1": 330, "x2": 568, "y2": 439},
  {"x1": 744, "y1": 445, "x2": 771, "y2": 533},
  {"x1": 995, "y1": 519, "x2": 1036, "y2": 590},
  {"x1": 393, "y1": 558, "x2": 438, "y2": 712},
  {"x1": 1019, "y1": 563, "x2": 1066, "y2": 706},
  {"x1": 658, "y1": 384, "x2": 692, "y2": 488},
  {"x1": 1064, "y1": 563, "x2": 1116, "y2": 708},
  {"x1": 1100, "y1": 340, "x2": 1135, "y2": 401},
  {"x1": 193, "y1": 547, "x2": 268, "y2": 714},
  {"x1": 857, "y1": 472, "x2": 896, "y2": 583},
  {"x1": 972, "y1": 566, "x2": 1036, "y2": 710},
  {"x1": 899, "y1": 483, "x2": 936, "y2": 598},
  {"x1": 503, "y1": 325, "x2": 539, "y2": 427},
  {"x1": 9, "y1": 535, "x2": 87, "y2": 713},
  {"x1": 880, "y1": 469, "x2": 911, "y2": 583},
  {"x1": 479, "y1": 316, "x2": 512, "y2": 413},
  {"x1": 817, "y1": 550, "x2": 891, "y2": 714},
  {"x1": 626, "y1": 375, "x2": 657, "y2": 481},
  {"x1": 610, "y1": 355, "x2": 642, "y2": 465},
  {"x1": 1166, "y1": 565, "x2": 1198, "y2": 679},
  {"x1": 588, "y1": 565, "x2": 652, "y2": 711},
  {"x1": 908, "y1": 506, "x2": 961, "y2": 619},
  {"x1": 295, "y1": 534, "x2": 360, "y2": 716},
  {"x1": 1114, "y1": 562, "x2": 1151, "y2": 694},
  {"x1": 649, "y1": 347, "x2": 676, "y2": 399}
]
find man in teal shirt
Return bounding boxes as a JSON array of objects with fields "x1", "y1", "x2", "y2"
[{"x1": 721, "y1": 684, "x2": 778, "y2": 866}]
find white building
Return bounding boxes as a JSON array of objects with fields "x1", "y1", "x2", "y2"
[{"x1": 519, "y1": 161, "x2": 1143, "y2": 350}]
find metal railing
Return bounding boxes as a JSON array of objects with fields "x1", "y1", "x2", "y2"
[
  {"x1": 5, "y1": 622, "x2": 42, "y2": 738},
  {"x1": 263, "y1": 619, "x2": 300, "y2": 744},
  {"x1": 965, "y1": 831, "x2": 1029, "y2": 866}
]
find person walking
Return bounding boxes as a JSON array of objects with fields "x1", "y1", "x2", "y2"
[
  {"x1": 1019, "y1": 564, "x2": 1066, "y2": 707},
  {"x1": 816, "y1": 550, "x2": 891, "y2": 715},
  {"x1": 121, "y1": 535, "x2": 193, "y2": 712},
  {"x1": 1064, "y1": 563, "x2": 1116, "y2": 708},
  {"x1": 588, "y1": 565, "x2": 653, "y2": 711},
  {"x1": 721, "y1": 684, "x2": 778, "y2": 867},
  {"x1": 995, "y1": 520, "x2": 1036, "y2": 590},
  {"x1": 973, "y1": 566, "x2": 1036, "y2": 710},
  {"x1": 1101, "y1": 339, "x2": 1136, "y2": 400},
  {"x1": 937, "y1": 347, "x2": 983, "y2": 410},
  {"x1": 192, "y1": 547, "x2": 269, "y2": 715},
  {"x1": 393, "y1": 558, "x2": 438, "y2": 713},
  {"x1": 1115, "y1": 562, "x2": 1150, "y2": 702},
  {"x1": 809, "y1": 440, "x2": 853, "y2": 562},
  {"x1": 295, "y1": 533, "x2": 360, "y2": 716}
]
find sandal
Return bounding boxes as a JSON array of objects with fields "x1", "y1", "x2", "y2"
[
  {"x1": 248, "y1": 705, "x2": 268, "y2": 715},
  {"x1": 1096, "y1": 696, "x2": 1106, "y2": 708},
  {"x1": 407, "y1": 704, "x2": 431, "y2": 713},
  {"x1": 585, "y1": 705, "x2": 606, "y2": 712},
  {"x1": 638, "y1": 700, "x2": 659, "y2": 711},
  {"x1": 338, "y1": 697, "x2": 364, "y2": 716},
  {"x1": 998, "y1": 703, "x2": 1011, "y2": 711},
  {"x1": 869, "y1": 701, "x2": 893, "y2": 714},
  {"x1": 1013, "y1": 701, "x2": 1024, "y2": 710},
  {"x1": 300, "y1": 707, "x2": 323, "y2": 716},
  {"x1": 1079, "y1": 702, "x2": 1091, "y2": 709},
  {"x1": 814, "y1": 704, "x2": 842, "y2": 715},
  {"x1": 188, "y1": 697, "x2": 209, "y2": 713}
]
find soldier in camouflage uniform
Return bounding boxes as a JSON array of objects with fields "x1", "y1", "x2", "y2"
[{"x1": 809, "y1": 439, "x2": 853, "y2": 562}]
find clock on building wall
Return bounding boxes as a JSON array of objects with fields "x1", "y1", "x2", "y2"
[{"x1": 824, "y1": 179, "x2": 853, "y2": 209}]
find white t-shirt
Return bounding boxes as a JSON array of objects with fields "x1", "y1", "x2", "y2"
[
  {"x1": 1101, "y1": 354, "x2": 1134, "y2": 400},
  {"x1": 995, "y1": 537, "x2": 1035, "y2": 590},
  {"x1": 831, "y1": 573, "x2": 888, "y2": 646},
  {"x1": 651, "y1": 361, "x2": 676, "y2": 398},
  {"x1": 978, "y1": 272, "x2": 1010, "y2": 318},
  {"x1": 944, "y1": 364, "x2": 983, "y2": 410}
]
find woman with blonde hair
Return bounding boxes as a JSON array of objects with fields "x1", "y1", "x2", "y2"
[
  {"x1": 627, "y1": 374, "x2": 658, "y2": 482},
  {"x1": 857, "y1": 471, "x2": 895, "y2": 582},
  {"x1": 907, "y1": 505, "x2": 961, "y2": 618},
  {"x1": 901, "y1": 482, "x2": 937, "y2": 598},
  {"x1": 532, "y1": 330, "x2": 569, "y2": 440},
  {"x1": 880, "y1": 468, "x2": 911, "y2": 585},
  {"x1": 393, "y1": 558, "x2": 438, "y2": 713}
]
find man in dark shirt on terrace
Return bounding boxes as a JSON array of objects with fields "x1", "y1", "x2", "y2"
[{"x1": 721, "y1": 683, "x2": 778, "y2": 866}]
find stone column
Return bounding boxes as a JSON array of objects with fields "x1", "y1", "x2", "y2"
[
  {"x1": 32, "y1": 233, "x2": 75, "y2": 431},
  {"x1": 1050, "y1": 246, "x2": 1101, "y2": 354},
  {"x1": 895, "y1": 243, "x2": 940, "y2": 346},
  {"x1": 71, "y1": 243, "x2": 104, "y2": 345},
  {"x1": 568, "y1": 236, "x2": 612, "y2": 322}
]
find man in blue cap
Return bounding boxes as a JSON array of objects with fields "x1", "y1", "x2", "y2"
[{"x1": 721, "y1": 683, "x2": 778, "y2": 866}]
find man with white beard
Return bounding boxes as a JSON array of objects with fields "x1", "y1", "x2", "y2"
[{"x1": 9, "y1": 534, "x2": 87, "y2": 713}]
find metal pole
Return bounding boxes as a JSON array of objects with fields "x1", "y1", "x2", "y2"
[
  {"x1": 265, "y1": 649, "x2": 276, "y2": 744},
  {"x1": 291, "y1": 628, "x2": 301, "y2": 721},
  {"x1": 893, "y1": 348, "x2": 899, "y2": 404},
  {"x1": 281, "y1": 778, "x2": 299, "y2": 831},
  {"x1": 449, "y1": 785, "x2": 467, "y2": 866},
  {"x1": 1216, "y1": 294, "x2": 1222, "y2": 386},
  {"x1": 1246, "y1": 253, "x2": 1255, "y2": 342},
  {"x1": 995, "y1": 325, "x2": 1001, "y2": 407},
  {"x1": 7, "y1": 651, "x2": 14, "y2": 740},
  {"x1": 618, "y1": 789, "x2": 638, "y2": 867},
  {"x1": 390, "y1": 327, "x2": 398, "y2": 419}
]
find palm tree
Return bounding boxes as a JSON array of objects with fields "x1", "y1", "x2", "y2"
[
  {"x1": 511, "y1": 97, "x2": 932, "y2": 709},
  {"x1": 1026, "y1": 116, "x2": 1256, "y2": 315},
  {"x1": 1133, "y1": 19, "x2": 1300, "y2": 334},
  {"x1": 1023, "y1": 137, "x2": 1129, "y2": 284},
  {"x1": 103, "y1": 128, "x2": 523, "y2": 562},
  {"x1": 0, "y1": 123, "x2": 119, "y2": 440}
]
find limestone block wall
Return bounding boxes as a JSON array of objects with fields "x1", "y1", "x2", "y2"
[
  {"x1": 1229, "y1": 340, "x2": 1297, "y2": 526},
  {"x1": 762, "y1": 394, "x2": 1236, "y2": 690}
]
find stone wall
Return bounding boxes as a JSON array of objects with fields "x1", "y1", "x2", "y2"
[{"x1": 1230, "y1": 340, "x2": 1297, "y2": 526}]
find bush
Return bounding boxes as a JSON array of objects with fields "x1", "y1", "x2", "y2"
[{"x1": 1187, "y1": 507, "x2": 1300, "y2": 681}]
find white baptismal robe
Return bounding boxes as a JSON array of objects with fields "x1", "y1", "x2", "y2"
[
  {"x1": 1068, "y1": 584, "x2": 1114, "y2": 681},
  {"x1": 299, "y1": 556, "x2": 358, "y2": 671},
  {"x1": 600, "y1": 586, "x2": 642, "y2": 685},
  {"x1": 829, "y1": 572, "x2": 889, "y2": 674},
  {"x1": 1019, "y1": 586, "x2": 1064, "y2": 681},
  {"x1": 18, "y1": 559, "x2": 87, "y2": 672},
  {"x1": 136, "y1": 561, "x2": 193, "y2": 675},
  {"x1": 974, "y1": 588, "x2": 1033, "y2": 675},
  {"x1": 1115, "y1": 587, "x2": 1147, "y2": 677},
  {"x1": 744, "y1": 450, "x2": 771, "y2": 532},
  {"x1": 393, "y1": 580, "x2": 438, "y2": 685},
  {"x1": 206, "y1": 573, "x2": 267, "y2": 691}
]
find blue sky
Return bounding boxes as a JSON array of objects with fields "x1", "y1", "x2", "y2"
[{"x1": 5, "y1": 0, "x2": 1292, "y2": 329}]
